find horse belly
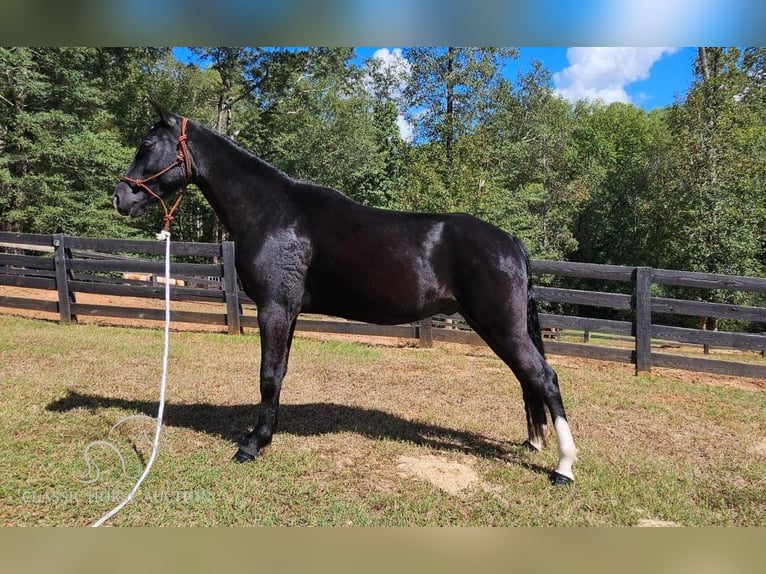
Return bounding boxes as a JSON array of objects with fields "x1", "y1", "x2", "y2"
[{"x1": 303, "y1": 262, "x2": 456, "y2": 325}]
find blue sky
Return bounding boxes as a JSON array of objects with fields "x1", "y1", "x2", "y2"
[
  {"x1": 354, "y1": 47, "x2": 697, "y2": 111},
  {"x1": 174, "y1": 46, "x2": 697, "y2": 112},
  {"x1": 520, "y1": 47, "x2": 696, "y2": 110}
]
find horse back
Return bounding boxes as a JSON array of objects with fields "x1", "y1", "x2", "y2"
[{"x1": 299, "y1": 192, "x2": 527, "y2": 324}]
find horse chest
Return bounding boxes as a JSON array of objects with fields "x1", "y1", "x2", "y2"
[{"x1": 236, "y1": 229, "x2": 312, "y2": 299}]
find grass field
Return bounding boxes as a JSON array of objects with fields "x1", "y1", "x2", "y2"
[{"x1": 1, "y1": 313, "x2": 764, "y2": 526}]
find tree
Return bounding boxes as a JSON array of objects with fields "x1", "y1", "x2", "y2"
[
  {"x1": 572, "y1": 101, "x2": 667, "y2": 266},
  {"x1": 481, "y1": 61, "x2": 581, "y2": 259},
  {"x1": 241, "y1": 48, "x2": 407, "y2": 208},
  {"x1": 404, "y1": 47, "x2": 518, "y2": 196},
  {"x1": 0, "y1": 48, "x2": 151, "y2": 237},
  {"x1": 188, "y1": 47, "x2": 272, "y2": 137},
  {"x1": 647, "y1": 48, "x2": 766, "y2": 279}
]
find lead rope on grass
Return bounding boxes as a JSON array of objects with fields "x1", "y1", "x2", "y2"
[{"x1": 90, "y1": 229, "x2": 172, "y2": 527}]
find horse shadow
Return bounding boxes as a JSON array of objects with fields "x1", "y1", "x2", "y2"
[{"x1": 46, "y1": 390, "x2": 551, "y2": 477}]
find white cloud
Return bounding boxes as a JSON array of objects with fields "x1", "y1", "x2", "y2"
[
  {"x1": 363, "y1": 48, "x2": 414, "y2": 141},
  {"x1": 395, "y1": 114, "x2": 414, "y2": 143},
  {"x1": 371, "y1": 48, "x2": 411, "y2": 90},
  {"x1": 553, "y1": 47, "x2": 677, "y2": 106},
  {"x1": 363, "y1": 48, "x2": 411, "y2": 101}
]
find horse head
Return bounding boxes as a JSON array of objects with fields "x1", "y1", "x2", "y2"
[{"x1": 112, "y1": 99, "x2": 192, "y2": 221}]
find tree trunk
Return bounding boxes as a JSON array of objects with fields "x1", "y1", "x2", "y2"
[
  {"x1": 445, "y1": 47, "x2": 455, "y2": 193},
  {"x1": 698, "y1": 47, "x2": 710, "y2": 81}
]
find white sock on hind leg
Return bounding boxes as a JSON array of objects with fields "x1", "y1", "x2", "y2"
[{"x1": 553, "y1": 416, "x2": 578, "y2": 480}]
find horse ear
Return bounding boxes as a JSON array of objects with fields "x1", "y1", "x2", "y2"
[{"x1": 146, "y1": 96, "x2": 177, "y2": 127}]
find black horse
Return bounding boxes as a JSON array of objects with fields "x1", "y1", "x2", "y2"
[{"x1": 112, "y1": 101, "x2": 578, "y2": 485}]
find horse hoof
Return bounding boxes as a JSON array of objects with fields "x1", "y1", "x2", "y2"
[
  {"x1": 550, "y1": 471, "x2": 574, "y2": 486},
  {"x1": 521, "y1": 440, "x2": 541, "y2": 452},
  {"x1": 232, "y1": 448, "x2": 257, "y2": 463}
]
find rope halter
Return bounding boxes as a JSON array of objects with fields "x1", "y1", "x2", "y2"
[{"x1": 120, "y1": 117, "x2": 192, "y2": 232}]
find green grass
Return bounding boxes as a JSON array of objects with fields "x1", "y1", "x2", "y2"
[{"x1": 1, "y1": 314, "x2": 764, "y2": 526}]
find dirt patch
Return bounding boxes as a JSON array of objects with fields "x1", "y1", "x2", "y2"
[
  {"x1": 748, "y1": 439, "x2": 766, "y2": 459},
  {"x1": 0, "y1": 285, "x2": 233, "y2": 332},
  {"x1": 549, "y1": 351, "x2": 765, "y2": 392},
  {"x1": 636, "y1": 518, "x2": 682, "y2": 527},
  {"x1": 396, "y1": 454, "x2": 479, "y2": 496},
  {"x1": 650, "y1": 365, "x2": 766, "y2": 392}
]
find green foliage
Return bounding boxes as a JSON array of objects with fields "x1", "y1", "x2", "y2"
[
  {"x1": 396, "y1": 143, "x2": 452, "y2": 213},
  {"x1": 404, "y1": 47, "x2": 518, "y2": 197},
  {"x1": 1, "y1": 46, "x2": 765, "y2": 282},
  {"x1": 572, "y1": 102, "x2": 668, "y2": 266},
  {"x1": 0, "y1": 48, "x2": 140, "y2": 237},
  {"x1": 481, "y1": 63, "x2": 582, "y2": 259},
  {"x1": 646, "y1": 48, "x2": 766, "y2": 283}
]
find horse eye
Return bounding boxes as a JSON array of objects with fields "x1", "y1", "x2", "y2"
[{"x1": 141, "y1": 139, "x2": 154, "y2": 149}]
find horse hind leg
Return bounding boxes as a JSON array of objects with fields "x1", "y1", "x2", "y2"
[
  {"x1": 514, "y1": 347, "x2": 577, "y2": 484},
  {"x1": 522, "y1": 388, "x2": 548, "y2": 452},
  {"x1": 467, "y1": 315, "x2": 578, "y2": 484},
  {"x1": 539, "y1": 365, "x2": 578, "y2": 485}
]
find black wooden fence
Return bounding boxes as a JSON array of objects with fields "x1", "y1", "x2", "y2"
[{"x1": 2, "y1": 231, "x2": 766, "y2": 379}]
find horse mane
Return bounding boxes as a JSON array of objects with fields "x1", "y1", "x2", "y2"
[
  {"x1": 192, "y1": 118, "x2": 294, "y2": 183},
  {"x1": 191, "y1": 117, "x2": 362, "y2": 206}
]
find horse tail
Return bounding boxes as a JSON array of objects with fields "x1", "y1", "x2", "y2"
[{"x1": 522, "y1": 244, "x2": 546, "y2": 359}]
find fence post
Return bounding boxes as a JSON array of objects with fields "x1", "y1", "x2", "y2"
[
  {"x1": 52, "y1": 233, "x2": 76, "y2": 324},
  {"x1": 418, "y1": 317, "x2": 434, "y2": 348},
  {"x1": 221, "y1": 241, "x2": 242, "y2": 334},
  {"x1": 633, "y1": 266, "x2": 653, "y2": 374}
]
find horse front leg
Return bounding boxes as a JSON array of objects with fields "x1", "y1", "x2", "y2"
[{"x1": 233, "y1": 304, "x2": 297, "y2": 462}]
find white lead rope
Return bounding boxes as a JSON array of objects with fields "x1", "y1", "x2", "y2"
[{"x1": 90, "y1": 229, "x2": 172, "y2": 527}]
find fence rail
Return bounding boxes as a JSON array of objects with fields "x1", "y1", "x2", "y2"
[{"x1": 2, "y1": 232, "x2": 766, "y2": 379}]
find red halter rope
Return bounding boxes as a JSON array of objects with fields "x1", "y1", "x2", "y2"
[{"x1": 120, "y1": 117, "x2": 193, "y2": 232}]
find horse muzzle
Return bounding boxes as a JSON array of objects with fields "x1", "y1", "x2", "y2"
[{"x1": 112, "y1": 181, "x2": 149, "y2": 218}]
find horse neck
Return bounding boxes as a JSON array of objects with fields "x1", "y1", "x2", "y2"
[{"x1": 187, "y1": 122, "x2": 290, "y2": 237}]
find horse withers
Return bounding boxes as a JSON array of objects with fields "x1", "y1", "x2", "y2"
[{"x1": 112, "y1": 101, "x2": 578, "y2": 485}]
